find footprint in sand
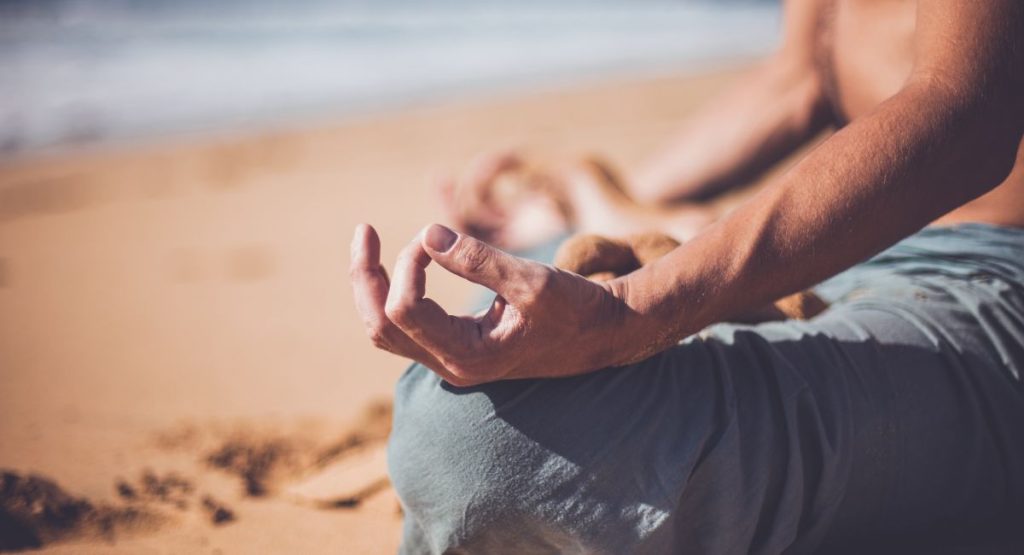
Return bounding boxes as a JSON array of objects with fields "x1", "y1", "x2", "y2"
[
  {"x1": 0, "y1": 468, "x2": 239, "y2": 552},
  {"x1": 116, "y1": 470, "x2": 236, "y2": 527},
  {"x1": 0, "y1": 471, "x2": 165, "y2": 552},
  {"x1": 157, "y1": 399, "x2": 398, "y2": 513},
  {"x1": 283, "y1": 444, "x2": 391, "y2": 510}
]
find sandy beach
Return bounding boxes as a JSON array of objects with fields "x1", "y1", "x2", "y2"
[{"x1": 0, "y1": 65, "x2": 754, "y2": 553}]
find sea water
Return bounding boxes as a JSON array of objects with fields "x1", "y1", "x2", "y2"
[{"x1": 0, "y1": 0, "x2": 781, "y2": 154}]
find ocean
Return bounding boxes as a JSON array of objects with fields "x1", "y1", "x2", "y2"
[{"x1": 0, "y1": 0, "x2": 781, "y2": 155}]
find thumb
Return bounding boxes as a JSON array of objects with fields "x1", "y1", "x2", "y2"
[{"x1": 421, "y1": 223, "x2": 534, "y2": 301}]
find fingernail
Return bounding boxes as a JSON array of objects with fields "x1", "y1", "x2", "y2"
[{"x1": 425, "y1": 224, "x2": 457, "y2": 253}]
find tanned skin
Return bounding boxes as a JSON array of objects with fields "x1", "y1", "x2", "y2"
[{"x1": 351, "y1": 0, "x2": 1024, "y2": 385}]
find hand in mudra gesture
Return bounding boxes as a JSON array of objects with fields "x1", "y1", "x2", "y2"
[
  {"x1": 351, "y1": 223, "x2": 828, "y2": 386},
  {"x1": 350, "y1": 223, "x2": 628, "y2": 386}
]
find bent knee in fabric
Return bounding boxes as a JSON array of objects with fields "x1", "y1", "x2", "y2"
[
  {"x1": 388, "y1": 350, "x2": 731, "y2": 554},
  {"x1": 389, "y1": 224, "x2": 1024, "y2": 553},
  {"x1": 388, "y1": 323, "x2": 863, "y2": 554}
]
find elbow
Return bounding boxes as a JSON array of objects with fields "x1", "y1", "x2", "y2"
[{"x1": 973, "y1": 137, "x2": 1022, "y2": 197}]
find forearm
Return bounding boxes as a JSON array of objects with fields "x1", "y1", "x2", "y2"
[
  {"x1": 613, "y1": 77, "x2": 1022, "y2": 362},
  {"x1": 629, "y1": 57, "x2": 832, "y2": 204}
]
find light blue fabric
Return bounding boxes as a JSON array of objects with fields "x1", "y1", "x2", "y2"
[{"x1": 388, "y1": 223, "x2": 1024, "y2": 554}]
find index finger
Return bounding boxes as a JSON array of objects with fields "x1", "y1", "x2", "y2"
[
  {"x1": 384, "y1": 235, "x2": 487, "y2": 366},
  {"x1": 349, "y1": 224, "x2": 390, "y2": 326},
  {"x1": 349, "y1": 225, "x2": 464, "y2": 380}
]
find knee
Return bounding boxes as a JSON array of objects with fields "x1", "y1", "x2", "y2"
[
  {"x1": 388, "y1": 365, "x2": 499, "y2": 484},
  {"x1": 386, "y1": 359, "x2": 713, "y2": 553},
  {"x1": 387, "y1": 365, "x2": 538, "y2": 543}
]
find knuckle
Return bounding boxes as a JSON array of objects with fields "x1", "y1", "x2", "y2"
[
  {"x1": 457, "y1": 241, "x2": 491, "y2": 274},
  {"x1": 385, "y1": 298, "x2": 418, "y2": 326},
  {"x1": 538, "y1": 267, "x2": 560, "y2": 290},
  {"x1": 395, "y1": 251, "x2": 417, "y2": 272},
  {"x1": 349, "y1": 265, "x2": 370, "y2": 281},
  {"x1": 383, "y1": 302, "x2": 405, "y2": 324},
  {"x1": 521, "y1": 267, "x2": 558, "y2": 305},
  {"x1": 369, "y1": 330, "x2": 389, "y2": 349},
  {"x1": 364, "y1": 321, "x2": 390, "y2": 348}
]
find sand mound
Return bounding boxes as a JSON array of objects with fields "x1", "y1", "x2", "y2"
[
  {"x1": 314, "y1": 399, "x2": 392, "y2": 467},
  {"x1": 115, "y1": 470, "x2": 237, "y2": 528},
  {"x1": 0, "y1": 471, "x2": 165, "y2": 552},
  {"x1": 200, "y1": 495, "x2": 235, "y2": 526},
  {"x1": 0, "y1": 467, "x2": 243, "y2": 552},
  {"x1": 0, "y1": 397, "x2": 401, "y2": 552},
  {"x1": 285, "y1": 444, "x2": 390, "y2": 510},
  {"x1": 197, "y1": 399, "x2": 394, "y2": 498},
  {"x1": 116, "y1": 470, "x2": 195, "y2": 511},
  {"x1": 205, "y1": 435, "x2": 310, "y2": 497}
]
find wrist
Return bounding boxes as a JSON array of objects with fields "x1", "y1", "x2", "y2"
[
  {"x1": 610, "y1": 256, "x2": 722, "y2": 360},
  {"x1": 601, "y1": 271, "x2": 689, "y2": 367}
]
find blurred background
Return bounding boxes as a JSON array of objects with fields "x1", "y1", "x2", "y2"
[
  {"x1": 0, "y1": 1, "x2": 780, "y2": 553},
  {"x1": 0, "y1": 0, "x2": 778, "y2": 154}
]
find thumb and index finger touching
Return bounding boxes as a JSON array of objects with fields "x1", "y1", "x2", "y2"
[
  {"x1": 378, "y1": 222, "x2": 538, "y2": 365},
  {"x1": 385, "y1": 223, "x2": 530, "y2": 352},
  {"x1": 419, "y1": 223, "x2": 539, "y2": 306}
]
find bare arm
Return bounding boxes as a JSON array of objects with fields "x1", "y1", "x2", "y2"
[
  {"x1": 353, "y1": 1, "x2": 1022, "y2": 386},
  {"x1": 613, "y1": 0, "x2": 1024, "y2": 361},
  {"x1": 630, "y1": 0, "x2": 834, "y2": 204}
]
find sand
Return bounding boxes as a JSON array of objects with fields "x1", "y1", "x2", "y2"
[{"x1": 0, "y1": 65, "x2": 754, "y2": 553}]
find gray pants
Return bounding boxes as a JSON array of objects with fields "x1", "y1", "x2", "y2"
[{"x1": 388, "y1": 224, "x2": 1024, "y2": 554}]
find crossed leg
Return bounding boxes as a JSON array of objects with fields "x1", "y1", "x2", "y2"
[{"x1": 387, "y1": 259, "x2": 1024, "y2": 554}]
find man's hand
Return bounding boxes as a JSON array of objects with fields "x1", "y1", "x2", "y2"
[
  {"x1": 437, "y1": 150, "x2": 521, "y2": 246},
  {"x1": 350, "y1": 223, "x2": 629, "y2": 386},
  {"x1": 438, "y1": 150, "x2": 570, "y2": 251}
]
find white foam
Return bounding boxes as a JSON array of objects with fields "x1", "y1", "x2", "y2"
[{"x1": 0, "y1": 1, "x2": 781, "y2": 154}]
